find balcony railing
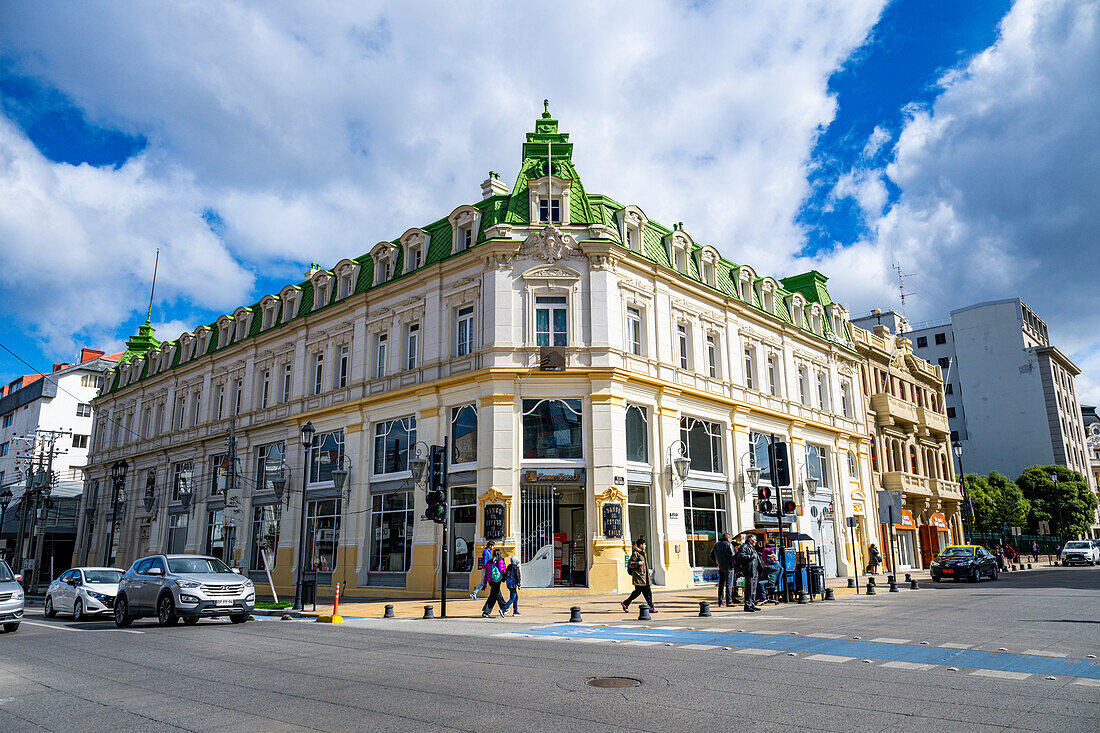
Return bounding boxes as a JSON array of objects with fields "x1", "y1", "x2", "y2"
[
  {"x1": 881, "y1": 471, "x2": 931, "y2": 496},
  {"x1": 916, "y1": 406, "x2": 950, "y2": 436},
  {"x1": 870, "y1": 393, "x2": 918, "y2": 427}
]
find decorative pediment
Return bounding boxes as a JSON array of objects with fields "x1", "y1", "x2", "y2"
[
  {"x1": 521, "y1": 265, "x2": 582, "y2": 281},
  {"x1": 595, "y1": 486, "x2": 627, "y2": 510},
  {"x1": 478, "y1": 487, "x2": 513, "y2": 510},
  {"x1": 520, "y1": 226, "x2": 583, "y2": 263}
]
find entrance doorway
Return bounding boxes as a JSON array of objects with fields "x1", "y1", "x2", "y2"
[{"x1": 520, "y1": 483, "x2": 587, "y2": 587}]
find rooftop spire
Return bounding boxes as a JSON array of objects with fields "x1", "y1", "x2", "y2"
[
  {"x1": 122, "y1": 248, "x2": 162, "y2": 362},
  {"x1": 542, "y1": 99, "x2": 551, "y2": 119}
]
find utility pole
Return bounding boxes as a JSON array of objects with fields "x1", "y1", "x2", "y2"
[
  {"x1": 30, "y1": 430, "x2": 67, "y2": 589},
  {"x1": 225, "y1": 420, "x2": 239, "y2": 568}
]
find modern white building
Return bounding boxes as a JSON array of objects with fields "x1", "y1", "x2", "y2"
[
  {"x1": 854, "y1": 300, "x2": 1094, "y2": 491},
  {"x1": 0, "y1": 348, "x2": 120, "y2": 582},
  {"x1": 77, "y1": 108, "x2": 879, "y2": 600}
]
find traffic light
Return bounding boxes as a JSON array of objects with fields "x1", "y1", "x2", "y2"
[
  {"x1": 781, "y1": 497, "x2": 797, "y2": 515},
  {"x1": 425, "y1": 488, "x2": 446, "y2": 523},
  {"x1": 769, "y1": 441, "x2": 791, "y2": 488},
  {"x1": 756, "y1": 485, "x2": 774, "y2": 515},
  {"x1": 429, "y1": 445, "x2": 446, "y2": 491}
]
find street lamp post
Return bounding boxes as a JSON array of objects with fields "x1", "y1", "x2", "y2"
[
  {"x1": 104, "y1": 460, "x2": 128, "y2": 566},
  {"x1": 952, "y1": 441, "x2": 970, "y2": 544},
  {"x1": 292, "y1": 421, "x2": 315, "y2": 611}
]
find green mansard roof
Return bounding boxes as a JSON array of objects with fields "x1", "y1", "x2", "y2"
[{"x1": 103, "y1": 105, "x2": 852, "y2": 395}]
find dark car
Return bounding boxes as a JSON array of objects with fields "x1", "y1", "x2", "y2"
[{"x1": 929, "y1": 545, "x2": 999, "y2": 582}]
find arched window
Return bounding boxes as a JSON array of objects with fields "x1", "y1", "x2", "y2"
[
  {"x1": 908, "y1": 445, "x2": 919, "y2": 474},
  {"x1": 870, "y1": 442, "x2": 879, "y2": 472},
  {"x1": 847, "y1": 451, "x2": 858, "y2": 480},
  {"x1": 940, "y1": 453, "x2": 949, "y2": 481}
]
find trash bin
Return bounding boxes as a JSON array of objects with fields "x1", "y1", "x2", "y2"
[
  {"x1": 301, "y1": 578, "x2": 316, "y2": 607},
  {"x1": 806, "y1": 565, "x2": 825, "y2": 599}
]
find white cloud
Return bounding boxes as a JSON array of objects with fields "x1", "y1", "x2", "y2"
[
  {"x1": 812, "y1": 0, "x2": 1100, "y2": 403},
  {"x1": 0, "y1": 0, "x2": 887, "y2": 365}
]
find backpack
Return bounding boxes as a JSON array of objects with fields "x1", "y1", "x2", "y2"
[{"x1": 490, "y1": 564, "x2": 503, "y2": 583}]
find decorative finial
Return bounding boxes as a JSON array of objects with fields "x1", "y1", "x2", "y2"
[
  {"x1": 146, "y1": 248, "x2": 160, "y2": 324},
  {"x1": 542, "y1": 99, "x2": 551, "y2": 119}
]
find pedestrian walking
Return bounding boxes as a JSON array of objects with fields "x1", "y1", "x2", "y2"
[
  {"x1": 621, "y1": 538, "x2": 656, "y2": 613},
  {"x1": 500, "y1": 557, "x2": 522, "y2": 616},
  {"x1": 866, "y1": 544, "x2": 883, "y2": 575},
  {"x1": 730, "y1": 538, "x2": 743, "y2": 603},
  {"x1": 735, "y1": 535, "x2": 764, "y2": 612},
  {"x1": 709, "y1": 532, "x2": 736, "y2": 607},
  {"x1": 470, "y1": 541, "x2": 495, "y2": 599},
  {"x1": 481, "y1": 549, "x2": 507, "y2": 618},
  {"x1": 1031, "y1": 541, "x2": 1040, "y2": 563},
  {"x1": 1005, "y1": 544, "x2": 1016, "y2": 566},
  {"x1": 994, "y1": 545, "x2": 1005, "y2": 571}
]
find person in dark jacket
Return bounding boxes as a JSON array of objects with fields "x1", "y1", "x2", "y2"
[
  {"x1": 621, "y1": 538, "x2": 656, "y2": 613},
  {"x1": 481, "y1": 550, "x2": 507, "y2": 617},
  {"x1": 734, "y1": 535, "x2": 763, "y2": 612},
  {"x1": 866, "y1": 544, "x2": 883, "y2": 575},
  {"x1": 500, "y1": 557, "x2": 522, "y2": 616},
  {"x1": 709, "y1": 533, "x2": 736, "y2": 606}
]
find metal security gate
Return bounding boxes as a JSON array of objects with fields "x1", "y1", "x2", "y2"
[{"x1": 520, "y1": 484, "x2": 554, "y2": 587}]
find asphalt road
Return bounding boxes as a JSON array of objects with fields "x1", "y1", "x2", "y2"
[{"x1": 1, "y1": 565, "x2": 1097, "y2": 732}]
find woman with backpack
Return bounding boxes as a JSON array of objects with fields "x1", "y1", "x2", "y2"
[
  {"x1": 620, "y1": 538, "x2": 656, "y2": 614},
  {"x1": 481, "y1": 549, "x2": 508, "y2": 618},
  {"x1": 500, "y1": 557, "x2": 522, "y2": 616}
]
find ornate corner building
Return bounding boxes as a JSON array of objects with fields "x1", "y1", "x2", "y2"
[
  {"x1": 851, "y1": 320, "x2": 963, "y2": 571},
  {"x1": 76, "y1": 108, "x2": 879, "y2": 598}
]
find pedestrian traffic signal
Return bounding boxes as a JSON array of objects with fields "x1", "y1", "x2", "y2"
[
  {"x1": 429, "y1": 444, "x2": 446, "y2": 491},
  {"x1": 768, "y1": 441, "x2": 791, "y2": 488},
  {"x1": 424, "y1": 488, "x2": 446, "y2": 524},
  {"x1": 756, "y1": 486, "x2": 774, "y2": 515},
  {"x1": 782, "y1": 498, "x2": 797, "y2": 515}
]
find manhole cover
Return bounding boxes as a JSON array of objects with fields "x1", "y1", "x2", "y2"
[{"x1": 586, "y1": 677, "x2": 641, "y2": 688}]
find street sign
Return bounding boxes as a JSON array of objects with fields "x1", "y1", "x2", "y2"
[
  {"x1": 877, "y1": 490, "x2": 902, "y2": 524},
  {"x1": 846, "y1": 516, "x2": 858, "y2": 528},
  {"x1": 1038, "y1": 520, "x2": 1050, "y2": 535}
]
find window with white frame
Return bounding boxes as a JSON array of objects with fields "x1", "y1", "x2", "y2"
[
  {"x1": 702, "y1": 259, "x2": 716, "y2": 287},
  {"x1": 625, "y1": 404, "x2": 649, "y2": 464},
  {"x1": 312, "y1": 352, "x2": 324, "y2": 395},
  {"x1": 375, "y1": 333, "x2": 388, "y2": 378},
  {"x1": 406, "y1": 323, "x2": 419, "y2": 370},
  {"x1": 236, "y1": 315, "x2": 249, "y2": 341},
  {"x1": 538, "y1": 196, "x2": 562, "y2": 224},
  {"x1": 767, "y1": 354, "x2": 780, "y2": 396},
  {"x1": 232, "y1": 378, "x2": 243, "y2": 415},
  {"x1": 72, "y1": 434, "x2": 89, "y2": 449},
  {"x1": 408, "y1": 243, "x2": 423, "y2": 270},
  {"x1": 806, "y1": 444, "x2": 829, "y2": 490},
  {"x1": 308, "y1": 430, "x2": 345, "y2": 484},
  {"x1": 677, "y1": 323, "x2": 690, "y2": 370},
  {"x1": 451, "y1": 404, "x2": 477, "y2": 464},
  {"x1": 373, "y1": 418, "x2": 416, "y2": 474},
  {"x1": 77, "y1": 403, "x2": 92, "y2": 417},
  {"x1": 680, "y1": 416, "x2": 723, "y2": 474},
  {"x1": 456, "y1": 223, "x2": 474, "y2": 252},
  {"x1": 744, "y1": 346, "x2": 756, "y2": 389},
  {"x1": 339, "y1": 269, "x2": 355, "y2": 298},
  {"x1": 706, "y1": 334, "x2": 719, "y2": 378},
  {"x1": 535, "y1": 295, "x2": 567, "y2": 347},
  {"x1": 259, "y1": 369, "x2": 270, "y2": 409},
  {"x1": 798, "y1": 366, "x2": 809, "y2": 405},
  {"x1": 626, "y1": 306, "x2": 643, "y2": 356},
  {"x1": 840, "y1": 380, "x2": 852, "y2": 418},
  {"x1": 373, "y1": 247, "x2": 393, "y2": 285},
  {"x1": 817, "y1": 371, "x2": 829, "y2": 410},
  {"x1": 740, "y1": 277, "x2": 752, "y2": 302},
  {"x1": 313, "y1": 276, "x2": 331, "y2": 310},
  {"x1": 337, "y1": 345, "x2": 349, "y2": 388},
  {"x1": 255, "y1": 442, "x2": 284, "y2": 492},
  {"x1": 763, "y1": 288, "x2": 774, "y2": 314},
  {"x1": 369, "y1": 492, "x2": 412, "y2": 572},
  {"x1": 214, "y1": 383, "x2": 225, "y2": 421},
  {"x1": 280, "y1": 364, "x2": 292, "y2": 404},
  {"x1": 455, "y1": 306, "x2": 474, "y2": 356},
  {"x1": 625, "y1": 226, "x2": 641, "y2": 253},
  {"x1": 847, "y1": 450, "x2": 858, "y2": 480}
]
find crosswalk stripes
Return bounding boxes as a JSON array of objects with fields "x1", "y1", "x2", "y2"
[
  {"x1": 734, "y1": 648, "x2": 781, "y2": 656},
  {"x1": 870, "y1": 637, "x2": 910, "y2": 644},
  {"x1": 970, "y1": 669, "x2": 1032, "y2": 680},
  {"x1": 804, "y1": 654, "x2": 854, "y2": 663},
  {"x1": 938, "y1": 642, "x2": 972, "y2": 649},
  {"x1": 882, "y1": 661, "x2": 935, "y2": 670},
  {"x1": 1023, "y1": 649, "x2": 1069, "y2": 657}
]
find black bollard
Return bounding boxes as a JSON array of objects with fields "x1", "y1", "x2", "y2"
[
  {"x1": 865, "y1": 580, "x2": 876, "y2": 595},
  {"x1": 909, "y1": 579, "x2": 919, "y2": 590},
  {"x1": 888, "y1": 579, "x2": 899, "y2": 593},
  {"x1": 569, "y1": 606, "x2": 583, "y2": 623},
  {"x1": 638, "y1": 605, "x2": 651, "y2": 621},
  {"x1": 904, "y1": 573, "x2": 912, "y2": 583},
  {"x1": 423, "y1": 605, "x2": 435, "y2": 619},
  {"x1": 797, "y1": 591, "x2": 809, "y2": 604},
  {"x1": 383, "y1": 604, "x2": 394, "y2": 619},
  {"x1": 869, "y1": 576, "x2": 877, "y2": 585},
  {"x1": 1027, "y1": 563, "x2": 1032, "y2": 569},
  {"x1": 847, "y1": 578, "x2": 855, "y2": 588},
  {"x1": 699, "y1": 601, "x2": 712, "y2": 617},
  {"x1": 824, "y1": 588, "x2": 835, "y2": 600}
]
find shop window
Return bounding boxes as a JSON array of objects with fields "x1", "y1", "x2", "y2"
[
  {"x1": 205, "y1": 509, "x2": 235, "y2": 564},
  {"x1": 628, "y1": 484, "x2": 652, "y2": 547},
  {"x1": 749, "y1": 432, "x2": 776, "y2": 485},
  {"x1": 369, "y1": 493, "x2": 412, "y2": 573},
  {"x1": 450, "y1": 486, "x2": 477, "y2": 572},
  {"x1": 522, "y1": 399, "x2": 583, "y2": 459},
  {"x1": 806, "y1": 444, "x2": 829, "y2": 490},
  {"x1": 680, "y1": 416, "x2": 722, "y2": 474},
  {"x1": 306, "y1": 499, "x2": 340, "y2": 572},
  {"x1": 625, "y1": 404, "x2": 649, "y2": 464},
  {"x1": 167, "y1": 513, "x2": 188, "y2": 554},
  {"x1": 373, "y1": 418, "x2": 416, "y2": 474},
  {"x1": 451, "y1": 404, "x2": 477, "y2": 465},
  {"x1": 249, "y1": 505, "x2": 281, "y2": 572},
  {"x1": 172, "y1": 461, "x2": 194, "y2": 501},
  {"x1": 210, "y1": 454, "x2": 230, "y2": 496},
  {"x1": 255, "y1": 443, "x2": 285, "y2": 492},
  {"x1": 685, "y1": 490, "x2": 726, "y2": 569},
  {"x1": 309, "y1": 430, "x2": 345, "y2": 483}
]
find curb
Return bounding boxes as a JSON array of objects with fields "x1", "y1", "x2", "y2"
[{"x1": 253, "y1": 608, "x2": 305, "y2": 619}]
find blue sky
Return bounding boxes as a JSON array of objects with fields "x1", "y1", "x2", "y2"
[{"x1": 1, "y1": 0, "x2": 1098, "y2": 403}]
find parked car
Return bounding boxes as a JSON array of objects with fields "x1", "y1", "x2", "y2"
[
  {"x1": 114, "y1": 554, "x2": 255, "y2": 627},
  {"x1": 1060, "y1": 540, "x2": 1099, "y2": 566},
  {"x1": 44, "y1": 567, "x2": 124, "y2": 620},
  {"x1": 929, "y1": 545, "x2": 999, "y2": 582},
  {"x1": 0, "y1": 558, "x2": 24, "y2": 633}
]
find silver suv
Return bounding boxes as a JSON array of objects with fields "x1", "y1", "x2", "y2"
[
  {"x1": 0, "y1": 559, "x2": 24, "y2": 633},
  {"x1": 115, "y1": 554, "x2": 255, "y2": 627}
]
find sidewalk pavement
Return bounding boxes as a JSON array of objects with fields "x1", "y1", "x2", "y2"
[{"x1": 302, "y1": 569, "x2": 950, "y2": 624}]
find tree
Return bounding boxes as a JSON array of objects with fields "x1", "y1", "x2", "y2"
[
  {"x1": 1017, "y1": 465, "x2": 1098, "y2": 539},
  {"x1": 963, "y1": 472, "x2": 1029, "y2": 534}
]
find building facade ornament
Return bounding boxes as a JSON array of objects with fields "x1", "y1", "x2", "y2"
[{"x1": 520, "y1": 226, "x2": 583, "y2": 263}]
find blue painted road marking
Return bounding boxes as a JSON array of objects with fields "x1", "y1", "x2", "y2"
[{"x1": 521, "y1": 626, "x2": 1100, "y2": 680}]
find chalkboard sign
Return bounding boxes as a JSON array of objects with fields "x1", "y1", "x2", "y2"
[
  {"x1": 602, "y1": 503, "x2": 623, "y2": 540},
  {"x1": 483, "y1": 504, "x2": 505, "y2": 541}
]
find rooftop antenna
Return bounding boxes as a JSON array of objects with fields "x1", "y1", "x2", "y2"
[
  {"x1": 146, "y1": 248, "x2": 160, "y2": 324},
  {"x1": 893, "y1": 262, "x2": 914, "y2": 317}
]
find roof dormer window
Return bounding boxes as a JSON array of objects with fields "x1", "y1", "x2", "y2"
[
  {"x1": 399, "y1": 229, "x2": 429, "y2": 273},
  {"x1": 665, "y1": 228, "x2": 693, "y2": 275},
  {"x1": 618, "y1": 206, "x2": 647, "y2": 254},
  {"x1": 449, "y1": 205, "x2": 482, "y2": 254},
  {"x1": 311, "y1": 271, "x2": 334, "y2": 309},
  {"x1": 370, "y1": 243, "x2": 394, "y2": 285},
  {"x1": 538, "y1": 197, "x2": 562, "y2": 224},
  {"x1": 334, "y1": 259, "x2": 359, "y2": 298},
  {"x1": 234, "y1": 308, "x2": 251, "y2": 340},
  {"x1": 280, "y1": 286, "x2": 300, "y2": 324}
]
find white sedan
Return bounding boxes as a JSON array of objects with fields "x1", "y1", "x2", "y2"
[{"x1": 44, "y1": 567, "x2": 124, "y2": 620}]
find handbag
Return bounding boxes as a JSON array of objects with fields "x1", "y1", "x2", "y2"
[{"x1": 736, "y1": 576, "x2": 745, "y2": 587}]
